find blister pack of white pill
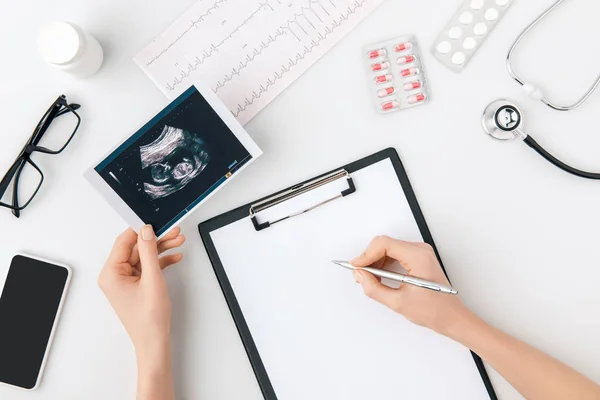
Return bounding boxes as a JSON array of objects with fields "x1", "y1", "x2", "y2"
[
  {"x1": 364, "y1": 35, "x2": 430, "y2": 114},
  {"x1": 432, "y1": 0, "x2": 514, "y2": 71}
]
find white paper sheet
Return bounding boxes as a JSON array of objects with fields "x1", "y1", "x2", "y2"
[
  {"x1": 210, "y1": 159, "x2": 491, "y2": 399},
  {"x1": 134, "y1": 0, "x2": 386, "y2": 125}
]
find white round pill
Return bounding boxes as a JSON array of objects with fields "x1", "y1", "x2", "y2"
[
  {"x1": 470, "y1": 0, "x2": 484, "y2": 10},
  {"x1": 459, "y1": 11, "x2": 474, "y2": 24},
  {"x1": 485, "y1": 8, "x2": 499, "y2": 20},
  {"x1": 496, "y1": 0, "x2": 509, "y2": 5},
  {"x1": 437, "y1": 41, "x2": 452, "y2": 54},
  {"x1": 463, "y1": 37, "x2": 477, "y2": 50},
  {"x1": 448, "y1": 26, "x2": 463, "y2": 39},
  {"x1": 452, "y1": 52, "x2": 466, "y2": 65},
  {"x1": 474, "y1": 22, "x2": 488, "y2": 36}
]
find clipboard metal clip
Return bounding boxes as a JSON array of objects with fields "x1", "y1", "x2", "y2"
[{"x1": 249, "y1": 169, "x2": 356, "y2": 231}]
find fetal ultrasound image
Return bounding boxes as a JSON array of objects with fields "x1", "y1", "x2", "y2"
[
  {"x1": 95, "y1": 87, "x2": 252, "y2": 235},
  {"x1": 140, "y1": 125, "x2": 211, "y2": 200}
]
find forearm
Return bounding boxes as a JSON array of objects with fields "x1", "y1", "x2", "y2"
[
  {"x1": 136, "y1": 341, "x2": 175, "y2": 400},
  {"x1": 444, "y1": 308, "x2": 600, "y2": 400}
]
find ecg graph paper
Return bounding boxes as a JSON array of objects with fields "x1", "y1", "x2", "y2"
[{"x1": 134, "y1": 0, "x2": 386, "y2": 125}]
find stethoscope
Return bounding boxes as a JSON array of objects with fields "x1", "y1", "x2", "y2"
[{"x1": 482, "y1": 0, "x2": 600, "y2": 179}]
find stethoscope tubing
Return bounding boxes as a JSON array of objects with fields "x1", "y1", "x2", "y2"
[
  {"x1": 506, "y1": 0, "x2": 600, "y2": 111},
  {"x1": 523, "y1": 135, "x2": 600, "y2": 180}
]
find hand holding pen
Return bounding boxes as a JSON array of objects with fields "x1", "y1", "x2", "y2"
[
  {"x1": 343, "y1": 236, "x2": 467, "y2": 335},
  {"x1": 332, "y1": 261, "x2": 457, "y2": 294}
]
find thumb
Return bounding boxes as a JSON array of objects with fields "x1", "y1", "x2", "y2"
[
  {"x1": 354, "y1": 270, "x2": 398, "y2": 309},
  {"x1": 137, "y1": 225, "x2": 161, "y2": 280},
  {"x1": 350, "y1": 253, "x2": 375, "y2": 268}
]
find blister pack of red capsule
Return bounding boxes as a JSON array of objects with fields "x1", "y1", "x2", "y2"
[{"x1": 364, "y1": 35, "x2": 430, "y2": 114}]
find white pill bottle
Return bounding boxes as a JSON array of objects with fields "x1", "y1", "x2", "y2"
[{"x1": 37, "y1": 21, "x2": 104, "y2": 78}]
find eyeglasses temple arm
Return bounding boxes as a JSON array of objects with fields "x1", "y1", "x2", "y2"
[
  {"x1": 11, "y1": 162, "x2": 25, "y2": 218},
  {"x1": 31, "y1": 102, "x2": 63, "y2": 146},
  {"x1": 0, "y1": 160, "x2": 22, "y2": 199}
]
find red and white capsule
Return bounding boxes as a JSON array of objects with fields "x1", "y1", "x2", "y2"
[
  {"x1": 408, "y1": 93, "x2": 426, "y2": 104},
  {"x1": 394, "y1": 42, "x2": 413, "y2": 52},
  {"x1": 377, "y1": 87, "x2": 396, "y2": 98},
  {"x1": 374, "y1": 74, "x2": 393, "y2": 84},
  {"x1": 371, "y1": 61, "x2": 390, "y2": 71},
  {"x1": 367, "y1": 48, "x2": 387, "y2": 59},
  {"x1": 381, "y1": 100, "x2": 400, "y2": 111},
  {"x1": 403, "y1": 80, "x2": 422, "y2": 91},
  {"x1": 400, "y1": 67, "x2": 419, "y2": 77},
  {"x1": 396, "y1": 55, "x2": 416, "y2": 65}
]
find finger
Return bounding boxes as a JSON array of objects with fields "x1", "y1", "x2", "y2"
[
  {"x1": 131, "y1": 228, "x2": 184, "y2": 262},
  {"x1": 157, "y1": 235, "x2": 186, "y2": 254},
  {"x1": 137, "y1": 225, "x2": 162, "y2": 281},
  {"x1": 108, "y1": 228, "x2": 138, "y2": 264},
  {"x1": 130, "y1": 234, "x2": 185, "y2": 268},
  {"x1": 131, "y1": 234, "x2": 185, "y2": 266},
  {"x1": 353, "y1": 270, "x2": 399, "y2": 309},
  {"x1": 158, "y1": 226, "x2": 181, "y2": 243},
  {"x1": 363, "y1": 258, "x2": 390, "y2": 283},
  {"x1": 351, "y1": 236, "x2": 422, "y2": 268},
  {"x1": 129, "y1": 244, "x2": 140, "y2": 268},
  {"x1": 98, "y1": 262, "x2": 138, "y2": 293},
  {"x1": 371, "y1": 257, "x2": 394, "y2": 271},
  {"x1": 159, "y1": 253, "x2": 183, "y2": 270}
]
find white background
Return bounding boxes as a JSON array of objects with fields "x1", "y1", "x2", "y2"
[{"x1": 1, "y1": 0, "x2": 599, "y2": 399}]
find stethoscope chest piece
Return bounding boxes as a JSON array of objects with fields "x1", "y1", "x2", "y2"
[
  {"x1": 481, "y1": 99, "x2": 600, "y2": 180},
  {"x1": 482, "y1": 99, "x2": 526, "y2": 140}
]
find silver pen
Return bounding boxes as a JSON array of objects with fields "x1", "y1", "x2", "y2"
[{"x1": 331, "y1": 260, "x2": 458, "y2": 295}]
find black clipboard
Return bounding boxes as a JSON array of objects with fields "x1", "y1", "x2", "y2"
[{"x1": 198, "y1": 148, "x2": 498, "y2": 400}]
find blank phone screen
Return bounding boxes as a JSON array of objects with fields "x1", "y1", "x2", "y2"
[{"x1": 0, "y1": 255, "x2": 69, "y2": 389}]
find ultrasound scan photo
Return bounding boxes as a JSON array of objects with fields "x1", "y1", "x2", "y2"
[
  {"x1": 140, "y1": 125, "x2": 211, "y2": 200},
  {"x1": 94, "y1": 87, "x2": 253, "y2": 236}
]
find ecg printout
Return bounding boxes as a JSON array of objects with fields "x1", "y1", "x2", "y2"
[{"x1": 134, "y1": 0, "x2": 386, "y2": 125}]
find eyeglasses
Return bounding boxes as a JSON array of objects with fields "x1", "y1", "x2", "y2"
[{"x1": 0, "y1": 95, "x2": 81, "y2": 218}]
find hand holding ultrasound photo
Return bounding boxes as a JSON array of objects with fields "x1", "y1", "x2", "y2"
[{"x1": 85, "y1": 85, "x2": 261, "y2": 237}]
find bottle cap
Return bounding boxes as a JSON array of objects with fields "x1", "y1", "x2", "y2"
[{"x1": 37, "y1": 22, "x2": 82, "y2": 65}]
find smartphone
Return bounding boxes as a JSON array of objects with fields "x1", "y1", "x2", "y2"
[{"x1": 0, "y1": 254, "x2": 71, "y2": 390}]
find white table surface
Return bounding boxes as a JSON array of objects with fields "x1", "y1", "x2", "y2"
[{"x1": 1, "y1": 0, "x2": 599, "y2": 399}]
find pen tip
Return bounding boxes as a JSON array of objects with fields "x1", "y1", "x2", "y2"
[{"x1": 331, "y1": 260, "x2": 356, "y2": 270}]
